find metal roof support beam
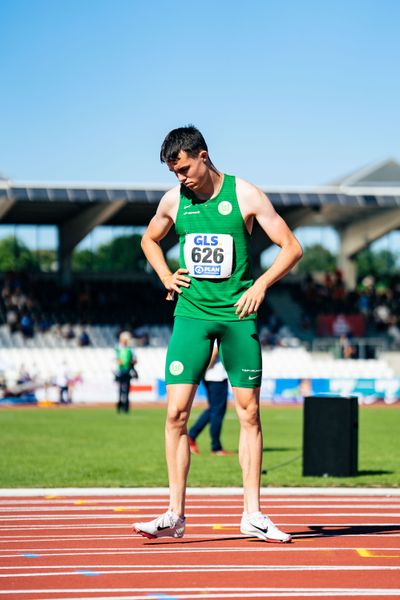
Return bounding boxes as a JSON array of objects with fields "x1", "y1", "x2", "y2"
[
  {"x1": 0, "y1": 198, "x2": 16, "y2": 220},
  {"x1": 58, "y1": 199, "x2": 127, "y2": 285},
  {"x1": 338, "y1": 207, "x2": 400, "y2": 289}
]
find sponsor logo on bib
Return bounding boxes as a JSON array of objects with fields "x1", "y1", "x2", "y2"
[
  {"x1": 194, "y1": 265, "x2": 221, "y2": 276},
  {"x1": 218, "y1": 201, "x2": 232, "y2": 215},
  {"x1": 169, "y1": 361, "x2": 184, "y2": 376}
]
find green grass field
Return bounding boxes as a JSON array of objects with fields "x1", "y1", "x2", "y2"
[{"x1": 0, "y1": 404, "x2": 398, "y2": 488}]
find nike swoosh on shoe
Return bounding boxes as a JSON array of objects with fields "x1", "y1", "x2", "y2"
[{"x1": 252, "y1": 524, "x2": 269, "y2": 534}]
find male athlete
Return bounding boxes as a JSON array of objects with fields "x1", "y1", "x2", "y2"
[{"x1": 134, "y1": 125, "x2": 302, "y2": 542}]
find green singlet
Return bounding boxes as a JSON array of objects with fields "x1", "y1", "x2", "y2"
[
  {"x1": 174, "y1": 174, "x2": 254, "y2": 321},
  {"x1": 116, "y1": 346, "x2": 133, "y2": 371},
  {"x1": 165, "y1": 174, "x2": 262, "y2": 388}
]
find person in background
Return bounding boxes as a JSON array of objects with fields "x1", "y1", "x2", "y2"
[
  {"x1": 115, "y1": 331, "x2": 137, "y2": 413},
  {"x1": 56, "y1": 361, "x2": 72, "y2": 404},
  {"x1": 188, "y1": 343, "x2": 233, "y2": 456}
]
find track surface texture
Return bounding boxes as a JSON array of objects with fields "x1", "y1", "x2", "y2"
[{"x1": 0, "y1": 489, "x2": 399, "y2": 599}]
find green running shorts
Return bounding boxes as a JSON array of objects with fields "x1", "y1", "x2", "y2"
[{"x1": 165, "y1": 316, "x2": 262, "y2": 388}]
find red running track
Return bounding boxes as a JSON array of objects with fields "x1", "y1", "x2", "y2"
[{"x1": 0, "y1": 491, "x2": 400, "y2": 599}]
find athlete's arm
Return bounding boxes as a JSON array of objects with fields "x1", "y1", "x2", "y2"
[
  {"x1": 235, "y1": 178, "x2": 302, "y2": 319},
  {"x1": 141, "y1": 187, "x2": 191, "y2": 295}
]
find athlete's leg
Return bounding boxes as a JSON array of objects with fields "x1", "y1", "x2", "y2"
[
  {"x1": 232, "y1": 386, "x2": 262, "y2": 513},
  {"x1": 164, "y1": 317, "x2": 215, "y2": 517},
  {"x1": 219, "y1": 320, "x2": 263, "y2": 513},
  {"x1": 166, "y1": 383, "x2": 197, "y2": 517}
]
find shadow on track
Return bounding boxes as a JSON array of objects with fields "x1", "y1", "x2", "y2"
[
  {"x1": 292, "y1": 524, "x2": 400, "y2": 539},
  {"x1": 144, "y1": 536, "x2": 247, "y2": 546}
]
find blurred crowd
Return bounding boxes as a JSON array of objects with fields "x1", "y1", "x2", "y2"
[
  {"x1": 0, "y1": 359, "x2": 82, "y2": 404},
  {"x1": 0, "y1": 272, "x2": 171, "y2": 344},
  {"x1": 1, "y1": 270, "x2": 400, "y2": 350},
  {"x1": 296, "y1": 270, "x2": 400, "y2": 347}
]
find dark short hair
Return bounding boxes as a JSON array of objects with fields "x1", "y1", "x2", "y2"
[{"x1": 160, "y1": 125, "x2": 208, "y2": 163}]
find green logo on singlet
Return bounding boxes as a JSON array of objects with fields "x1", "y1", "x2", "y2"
[{"x1": 169, "y1": 361, "x2": 184, "y2": 375}]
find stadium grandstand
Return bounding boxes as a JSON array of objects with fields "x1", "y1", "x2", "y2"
[{"x1": 1, "y1": 159, "x2": 400, "y2": 405}]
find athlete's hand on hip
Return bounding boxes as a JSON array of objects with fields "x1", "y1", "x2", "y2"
[
  {"x1": 162, "y1": 268, "x2": 191, "y2": 297},
  {"x1": 234, "y1": 281, "x2": 266, "y2": 319}
]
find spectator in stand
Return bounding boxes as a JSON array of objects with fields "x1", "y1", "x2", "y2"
[
  {"x1": 337, "y1": 334, "x2": 357, "y2": 359},
  {"x1": 373, "y1": 298, "x2": 392, "y2": 331},
  {"x1": 78, "y1": 329, "x2": 91, "y2": 347},
  {"x1": 6, "y1": 306, "x2": 19, "y2": 333},
  {"x1": 20, "y1": 312, "x2": 34, "y2": 338},
  {"x1": 357, "y1": 290, "x2": 371, "y2": 317},
  {"x1": 62, "y1": 323, "x2": 75, "y2": 341},
  {"x1": 37, "y1": 314, "x2": 51, "y2": 333},
  {"x1": 332, "y1": 313, "x2": 351, "y2": 338},
  {"x1": 331, "y1": 269, "x2": 346, "y2": 311},
  {"x1": 17, "y1": 364, "x2": 33, "y2": 385}
]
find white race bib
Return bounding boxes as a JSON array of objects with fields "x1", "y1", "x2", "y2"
[{"x1": 184, "y1": 233, "x2": 233, "y2": 279}]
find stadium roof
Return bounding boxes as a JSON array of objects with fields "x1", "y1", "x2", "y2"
[
  {"x1": 2, "y1": 159, "x2": 400, "y2": 289},
  {"x1": 330, "y1": 158, "x2": 400, "y2": 187},
  {"x1": 0, "y1": 159, "x2": 399, "y2": 232}
]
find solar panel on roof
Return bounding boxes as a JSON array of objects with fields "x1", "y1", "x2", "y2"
[
  {"x1": 267, "y1": 193, "x2": 282, "y2": 205},
  {"x1": 88, "y1": 189, "x2": 109, "y2": 201},
  {"x1": 68, "y1": 189, "x2": 90, "y2": 201},
  {"x1": 10, "y1": 187, "x2": 30, "y2": 200},
  {"x1": 29, "y1": 188, "x2": 50, "y2": 200},
  {"x1": 286, "y1": 193, "x2": 302, "y2": 205},
  {"x1": 48, "y1": 189, "x2": 70, "y2": 201}
]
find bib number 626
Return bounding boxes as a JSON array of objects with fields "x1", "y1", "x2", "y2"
[{"x1": 191, "y1": 247, "x2": 224, "y2": 264}]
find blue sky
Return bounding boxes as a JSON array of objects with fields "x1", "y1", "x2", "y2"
[
  {"x1": 2, "y1": 0, "x2": 400, "y2": 188},
  {"x1": 1, "y1": 0, "x2": 400, "y2": 259}
]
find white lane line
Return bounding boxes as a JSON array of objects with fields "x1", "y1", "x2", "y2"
[
  {"x1": 1, "y1": 546, "x2": 398, "y2": 558},
  {"x1": 1, "y1": 528, "x2": 400, "y2": 541},
  {"x1": 44, "y1": 592, "x2": 400, "y2": 599},
  {"x1": 1, "y1": 503, "x2": 400, "y2": 511},
  {"x1": 0, "y1": 587, "x2": 400, "y2": 600},
  {"x1": 1, "y1": 487, "x2": 400, "y2": 496},
  {"x1": 0, "y1": 515, "x2": 400, "y2": 542},
  {"x1": 1, "y1": 513, "x2": 399, "y2": 521},
  {"x1": 1, "y1": 565, "x2": 400, "y2": 577},
  {"x1": 1, "y1": 587, "x2": 400, "y2": 598},
  {"x1": 1, "y1": 533, "x2": 400, "y2": 544},
  {"x1": 2, "y1": 498, "x2": 399, "y2": 507},
  {"x1": 0, "y1": 520, "x2": 397, "y2": 532},
  {"x1": 0, "y1": 518, "x2": 398, "y2": 532},
  {"x1": 2, "y1": 564, "x2": 400, "y2": 571}
]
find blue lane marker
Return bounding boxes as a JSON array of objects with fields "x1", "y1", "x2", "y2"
[
  {"x1": 149, "y1": 595, "x2": 178, "y2": 600},
  {"x1": 74, "y1": 570, "x2": 102, "y2": 576},
  {"x1": 21, "y1": 553, "x2": 42, "y2": 558}
]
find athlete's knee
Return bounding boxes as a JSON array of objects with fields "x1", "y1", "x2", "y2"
[
  {"x1": 166, "y1": 406, "x2": 190, "y2": 433},
  {"x1": 240, "y1": 402, "x2": 260, "y2": 428},
  {"x1": 235, "y1": 393, "x2": 260, "y2": 428}
]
